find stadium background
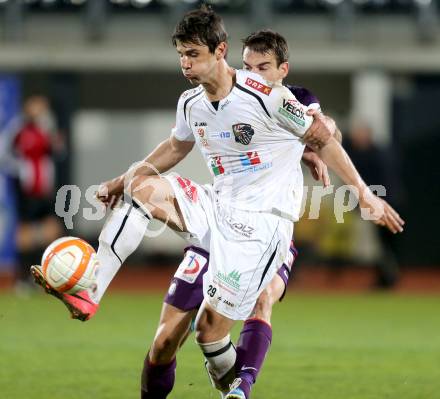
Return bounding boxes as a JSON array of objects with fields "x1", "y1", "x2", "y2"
[{"x1": 0, "y1": 1, "x2": 439, "y2": 398}]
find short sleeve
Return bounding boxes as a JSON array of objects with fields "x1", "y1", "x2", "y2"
[{"x1": 172, "y1": 93, "x2": 194, "y2": 142}]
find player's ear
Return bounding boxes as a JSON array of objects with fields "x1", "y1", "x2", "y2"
[
  {"x1": 216, "y1": 42, "x2": 227, "y2": 60},
  {"x1": 279, "y1": 62, "x2": 289, "y2": 79}
]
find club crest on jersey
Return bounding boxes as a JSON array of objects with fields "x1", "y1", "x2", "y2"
[
  {"x1": 245, "y1": 78, "x2": 272, "y2": 95},
  {"x1": 232, "y1": 123, "x2": 254, "y2": 145}
]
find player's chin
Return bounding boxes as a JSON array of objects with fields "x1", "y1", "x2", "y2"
[{"x1": 184, "y1": 75, "x2": 199, "y2": 84}]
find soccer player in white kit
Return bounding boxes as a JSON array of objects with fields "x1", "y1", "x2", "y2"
[
  {"x1": 31, "y1": 7, "x2": 404, "y2": 399},
  {"x1": 32, "y1": 27, "x2": 335, "y2": 399},
  {"x1": 151, "y1": 9, "x2": 401, "y2": 399}
]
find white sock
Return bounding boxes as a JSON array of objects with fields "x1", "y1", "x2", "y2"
[
  {"x1": 198, "y1": 335, "x2": 237, "y2": 391},
  {"x1": 90, "y1": 201, "x2": 151, "y2": 303}
]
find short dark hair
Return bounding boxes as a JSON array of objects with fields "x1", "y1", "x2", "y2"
[
  {"x1": 242, "y1": 29, "x2": 289, "y2": 67},
  {"x1": 172, "y1": 4, "x2": 228, "y2": 54}
]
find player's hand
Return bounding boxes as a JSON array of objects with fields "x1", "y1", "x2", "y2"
[
  {"x1": 96, "y1": 176, "x2": 124, "y2": 209},
  {"x1": 302, "y1": 148, "x2": 330, "y2": 187},
  {"x1": 359, "y1": 189, "x2": 405, "y2": 234},
  {"x1": 303, "y1": 109, "x2": 337, "y2": 150}
]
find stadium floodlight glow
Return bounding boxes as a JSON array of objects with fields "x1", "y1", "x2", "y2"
[
  {"x1": 322, "y1": 0, "x2": 344, "y2": 4},
  {"x1": 414, "y1": 0, "x2": 431, "y2": 5},
  {"x1": 131, "y1": 0, "x2": 153, "y2": 6}
]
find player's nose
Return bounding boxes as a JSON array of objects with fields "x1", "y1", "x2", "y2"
[{"x1": 180, "y1": 56, "x2": 191, "y2": 70}]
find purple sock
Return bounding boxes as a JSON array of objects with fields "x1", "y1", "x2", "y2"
[
  {"x1": 140, "y1": 353, "x2": 176, "y2": 399},
  {"x1": 235, "y1": 318, "x2": 272, "y2": 398}
]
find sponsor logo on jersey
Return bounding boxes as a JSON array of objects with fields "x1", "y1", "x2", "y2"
[
  {"x1": 239, "y1": 151, "x2": 261, "y2": 166},
  {"x1": 211, "y1": 156, "x2": 225, "y2": 176},
  {"x1": 183, "y1": 253, "x2": 201, "y2": 275},
  {"x1": 176, "y1": 176, "x2": 198, "y2": 202},
  {"x1": 210, "y1": 131, "x2": 231, "y2": 140},
  {"x1": 278, "y1": 98, "x2": 306, "y2": 127},
  {"x1": 245, "y1": 77, "x2": 272, "y2": 95},
  {"x1": 232, "y1": 123, "x2": 255, "y2": 145},
  {"x1": 225, "y1": 216, "x2": 255, "y2": 238},
  {"x1": 194, "y1": 121, "x2": 207, "y2": 127},
  {"x1": 215, "y1": 270, "x2": 241, "y2": 292},
  {"x1": 211, "y1": 152, "x2": 272, "y2": 177},
  {"x1": 174, "y1": 250, "x2": 207, "y2": 284}
]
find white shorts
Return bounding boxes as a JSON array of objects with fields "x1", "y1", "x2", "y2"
[{"x1": 165, "y1": 172, "x2": 293, "y2": 320}]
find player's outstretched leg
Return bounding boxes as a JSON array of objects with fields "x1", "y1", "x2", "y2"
[
  {"x1": 29, "y1": 199, "x2": 148, "y2": 321},
  {"x1": 31, "y1": 175, "x2": 182, "y2": 321},
  {"x1": 90, "y1": 175, "x2": 185, "y2": 305}
]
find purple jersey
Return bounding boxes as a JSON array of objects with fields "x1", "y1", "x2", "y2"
[{"x1": 284, "y1": 84, "x2": 320, "y2": 108}]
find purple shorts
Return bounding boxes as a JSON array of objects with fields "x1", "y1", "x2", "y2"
[
  {"x1": 164, "y1": 246, "x2": 209, "y2": 311},
  {"x1": 164, "y1": 243, "x2": 298, "y2": 311}
]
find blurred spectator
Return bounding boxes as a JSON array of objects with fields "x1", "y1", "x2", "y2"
[
  {"x1": 12, "y1": 96, "x2": 64, "y2": 291},
  {"x1": 345, "y1": 119, "x2": 404, "y2": 289}
]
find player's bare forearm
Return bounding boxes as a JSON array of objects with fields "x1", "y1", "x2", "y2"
[
  {"x1": 315, "y1": 137, "x2": 405, "y2": 233},
  {"x1": 97, "y1": 136, "x2": 193, "y2": 206},
  {"x1": 316, "y1": 137, "x2": 367, "y2": 195},
  {"x1": 302, "y1": 147, "x2": 330, "y2": 187},
  {"x1": 131, "y1": 136, "x2": 194, "y2": 178}
]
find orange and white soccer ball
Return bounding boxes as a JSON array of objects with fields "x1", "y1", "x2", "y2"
[{"x1": 41, "y1": 237, "x2": 99, "y2": 294}]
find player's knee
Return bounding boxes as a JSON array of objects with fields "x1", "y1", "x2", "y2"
[
  {"x1": 128, "y1": 175, "x2": 174, "y2": 220},
  {"x1": 194, "y1": 308, "x2": 218, "y2": 343},
  {"x1": 194, "y1": 319, "x2": 211, "y2": 343},
  {"x1": 129, "y1": 175, "x2": 156, "y2": 200},
  {"x1": 254, "y1": 289, "x2": 273, "y2": 323}
]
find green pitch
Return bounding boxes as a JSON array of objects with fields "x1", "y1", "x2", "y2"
[{"x1": 1, "y1": 292, "x2": 439, "y2": 399}]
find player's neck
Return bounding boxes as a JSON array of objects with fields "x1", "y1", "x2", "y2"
[{"x1": 202, "y1": 60, "x2": 235, "y2": 102}]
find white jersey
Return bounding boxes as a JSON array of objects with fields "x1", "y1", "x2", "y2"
[{"x1": 172, "y1": 70, "x2": 320, "y2": 221}]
